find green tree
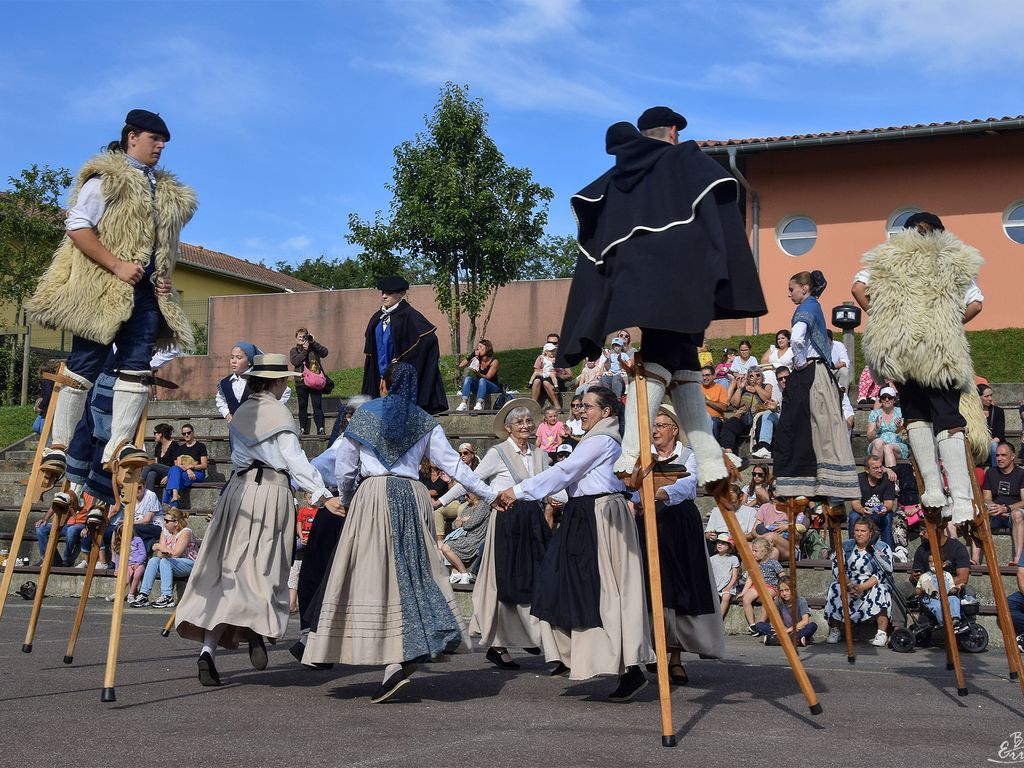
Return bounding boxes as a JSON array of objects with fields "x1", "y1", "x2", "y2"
[
  {"x1": 348, "y1": 83, "x2": 553, "y2": 354},
  {"x1": 522, "y1": 234, "x2": 577, "y2": 279},
  {"x1": 275, "y1": 254, "x2": 371, "y2": 290}
]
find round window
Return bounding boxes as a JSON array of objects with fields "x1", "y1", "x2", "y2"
[
  {"x1": 1004, "y1": 202, "x2": 1024, "y2": 245},
  {"x1": 887, "y1": 207, "x2": 923, "y2": 237},
  {"x1": 777, "y1": 216, "x2": 816, "y2": 257}
]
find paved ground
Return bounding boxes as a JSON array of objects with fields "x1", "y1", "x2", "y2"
[{"x1": 2, "y1": 599, "x2": 1024, "y2": 767}]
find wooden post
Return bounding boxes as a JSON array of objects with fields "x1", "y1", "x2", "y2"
[
  {"x1": 633, "y1": 357, "x2": 676, "y2": 748},
  {"x1": 826, "y1": 506, "x2": 856, "y2": 664},
  {"x1": 21, "y1": 487, "x2": 70, "y2": 653}
]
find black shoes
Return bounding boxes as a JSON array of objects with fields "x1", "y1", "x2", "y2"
[
  {"x1": 485, "y1": 647, "x2": 520, "y2": 669},
  {"x1": 197, "y1": 651, "x2": 221, "y2": 686},
  {"x1": 549, "y1": 661, "x2": 569, "y2": 677},
  {"x1": 522, "y1": 646, "x2": 542, "y2": 655},
  {"x1": 608, "y1": 666, "x2": 648, "y2": 702},
  {"x1": 954, "y1": 618, "x2": 971, "y2": 636},
  {"x1": 289, "y1": 639, "x2": 334, "y2": 669},
  {"x1": 248, "y1": 631, "x2": 268, "y2": 670},
  {"x1": 371, "y1": 667, "x2": 411, "y2": 703}
]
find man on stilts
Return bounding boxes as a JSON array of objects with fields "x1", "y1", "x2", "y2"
[
  {"x1": 558, "y1": 106, "x2": 766, "y2": 491},
  {"x1": 26, "y1": 110, "x2": 197, "y2": 507}
]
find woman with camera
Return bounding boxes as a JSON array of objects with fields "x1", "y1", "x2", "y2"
[{"x1": 290, "y1": 326, "x2": 330, "y2": 435}]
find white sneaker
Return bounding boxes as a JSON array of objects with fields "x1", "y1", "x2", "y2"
[
  {"x1": 458, "y1": 572, "x2": 473, "y2": 584},
  {"x1": 826, "y1": 627, "x2": 841, "y2": 644},
  {"x1": 75, "y1": 560, "x2": 88, "y2": 568},
  {"x1": 455, "y1": 401, "x2": 468, "y2": 412},
  {"x1": 893, "y1": 546, "x2": 908, "y2": 563},
  {"x1": 871, "y1": 630, "x2": 888, "y2": 647},
  {"x1": 448, "y1": 571, "x2": 461, "y2": 584},
  {"x1": 751, "y1": 447, "x2": 771, "y2": 459},
  {"x1": 472, "y1": 401, "x2": 484, "y2": 411}
]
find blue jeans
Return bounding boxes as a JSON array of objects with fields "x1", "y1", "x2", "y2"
[
  {"x1": 140, "y1": 556, "x2": 194, "y2": 597},
  {"x1": 461, "y1": 375, "x2": 499, "y2": 401},
  {"x1": 923, "y1": 594, "x2": 961, "y2": 625},
  {"x1": 1008, "y1": 591, "x2": 1024, "y2": 633},
  {"x1": 36, "y1": 522, "x2": 86, "y2": 565},
  {"x1": 754, "y1": 620, "x2": 818, "y2": 642},
  {"x1": 755, "y1": 411, "x2": 779, "y2": 445},
  {"x1": 163, "y1": 466, "x2": 206, "y2": 504},
  {"x1": 81, "y1": 511, "x2": 123, "y2": 555},
  {"x1": 848, "y1": 509, "x2": 894, "y2": 548}
]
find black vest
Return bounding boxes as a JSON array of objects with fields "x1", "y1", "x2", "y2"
[{"x1": 218, "y1": 375, "x2": 249, "y2": 415}]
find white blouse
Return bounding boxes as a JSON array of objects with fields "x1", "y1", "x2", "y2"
[
  {"x1": 512, "y1": 433, "x2": 627, "y2": 501},
  {"x1": 438, "y1": 438, "x2": 567, "y2": 505},
  {"x1": 659, "y1": 448, "x2": 699, "y2": 508}
]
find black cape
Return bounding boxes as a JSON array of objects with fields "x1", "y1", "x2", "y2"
[
  {"x1": 361, "y1": 299, "x2": 448, "y2": 415},
  {"x1": 559, "y1": 122, "x2": 767, "y2": 366}
]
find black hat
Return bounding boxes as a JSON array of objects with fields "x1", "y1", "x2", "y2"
[
  {"x1": 637, "y1": 106, "x2": 687, "y2": 132},
  {"x1": 377, "y1": 275, "x2": 410, "y2": 293},
  {"x1": 903, "y1": 212, "x2": 945, "y2": 232},
  {"x1": 124, "y1": 109, "x2": 170, "y2": 140}
]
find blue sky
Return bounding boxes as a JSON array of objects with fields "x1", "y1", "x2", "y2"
[{"x1": 2, "y1": 0, "x2": 1022, "y2": 269}]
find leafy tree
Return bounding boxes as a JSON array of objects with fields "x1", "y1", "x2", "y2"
[
  {"x1": 348, "y1": 83, "x2": 553, "y2": 354},
  {"x1": 275, "y1": 254, "x2": 371, "y2": 290},
  {"x1": 521, "y1": 234, "x2": 577, "y2": 279}
]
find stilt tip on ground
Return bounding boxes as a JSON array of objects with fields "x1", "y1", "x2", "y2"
[
  {"x1": 100, "y1": 687, "x2": 116, "y2": 703},
  {"x1": 809, "y1": 703, "x2": 823, "y2": 716},
  {"x1": 661, "y1": 735, "x2": 677, "y2": 748},
  {"x1": 63, "y1": 655, "x2": 73, "y2": 665},
  {"x1": 21, "y1": 643, "x2": 31, "y2": 653}
]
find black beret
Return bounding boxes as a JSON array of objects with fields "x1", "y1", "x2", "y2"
[
  {"x1": 377, "y1": 275, "x2": 410, "y2": 293},
  {"x1": 637, "y1": 106, "x2": 687, "y2": 132},
  {"x1": 125, "y1": 109, "x2": 170, "y2": 140},
  {"x1": 903, "y1": 212, "x2": 945, "y2": 232}
]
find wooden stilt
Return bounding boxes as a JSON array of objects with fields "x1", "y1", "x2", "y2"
[
  {"x1": 714, "y1": 490, "x2": 822, "y2": 714},
  {"x1": 965, "y1": 448, "x2": 1024, "y2": 692},
  {"x1": 784, "y1": 498, "x2": 806, "y2": 640},
  {"x1": 62, "y1": 514, "x2": 107, "y2": 664},
  {"x1": 21, "y1": 486, "x2": 71, "y2": 653},
  {"x1": 633, "y1": 357, "x2": 676, "y2": 748},
  {"x1": 161, "y1": 609, "x2": 176, "y2": 638},
  {"x1": 100, "y1": 402, "x2": 150, "y2": 702},
  {"x1": 0, "y1": 369, "x2": 76, "y2": 621},
  {"x1": 826, "y1": 505, "x2": 856, "y2": 663}
]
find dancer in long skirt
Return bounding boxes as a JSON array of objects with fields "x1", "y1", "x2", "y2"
[
  {"x1": 302, "y1": 363, "x2": 497, "y2": 703},
  {"x1": 176, "y1": 354, "x2": 343, "y2": 686},
  {"x1": 495, "y1": 386, "x2": 655, "y2": 702},
  {"x1": 434, "y1": 398, "x2": 566, "y2": 669}
]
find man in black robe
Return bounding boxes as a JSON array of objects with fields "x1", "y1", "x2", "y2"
[
  {"x1": 361, "y1": 275, "x2": 448, "y2": 414},
  {"x1": 560, "y1": 106, "x2": 766, "y2": 489}
]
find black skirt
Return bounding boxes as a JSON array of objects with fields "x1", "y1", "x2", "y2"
[
  {"x1": 531, "y1": 494, "x2": 606, "y2": 630},
  {"x1": 637, "y1": 499, "x2": 716, "y2": 615},
  {"x1": 298, "y1": 506, "x2": 346, "y2": 631},
  {"x1": 494, "y1": 499, "x2": 550, "y2": 604}
]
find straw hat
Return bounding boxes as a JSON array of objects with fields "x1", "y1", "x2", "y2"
[
  {"x1": 493, "y1": 397, "x2": 541, "y2": 439},
  {"x1": 242, "y1": 353, "x2": 301, "y2": 379}
]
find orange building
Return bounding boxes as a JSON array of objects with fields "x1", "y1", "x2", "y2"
[{"x1": 700, "y1": 115, "x2": 1024, "y2": 335}]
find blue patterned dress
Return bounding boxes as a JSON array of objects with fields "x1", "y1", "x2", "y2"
[{"x1": 824, "y1": 541, "x2": 893, "y2": 623}]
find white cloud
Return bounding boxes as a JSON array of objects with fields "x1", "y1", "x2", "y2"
[{"x1": 282, "y1": 235, "x2": 312, "y2": 251}]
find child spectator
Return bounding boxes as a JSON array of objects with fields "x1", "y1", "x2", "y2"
[
  {"x1": 111, "y1": 525, "x2": 147, "y2": 604},
  {"x1": 916, "y1": 553, "x2": 969, "y2": 635},
  {"x1": 529, "y1": 342, "x2": 560, "y2": 405},
  {"x1": 757, "y1": 577, "x2": 818, "y2": 646},
  {"x1": 711, "y1": 533, "x2": 740, "y2": 617},
  {"x1": 598, "y1": 336, "x2": 631, "y2": 398},
  {"x1": 289, "y1": 495, "x2": 318, "y2": 614},
  {"x1": 535, "y1": 406, "x2": 567, "y2": 455},
  {"x1": 741, "y1": 536, "x2": 783, "y2": 634},
  {"x1": 705, "y1": 484, "x2": 758, "y2": 553},
  {"x1": 714, "y1": 348, "x2": 736, "y2": 388},
  {"x1": 575, "y1": 358, "x2": 602, "y2": 395}
]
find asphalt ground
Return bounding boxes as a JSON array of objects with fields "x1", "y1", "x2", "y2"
[{"x1": 1, "y1": 599, "x2": 1023, "y2": 768}]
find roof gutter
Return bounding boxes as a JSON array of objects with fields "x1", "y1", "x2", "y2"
[
  {"x1": 727, "y1": 146, "x2": 760, "y2": 335},
  {"x1": 701, "y1": 117, "x2": 1024, "y2": 156}
]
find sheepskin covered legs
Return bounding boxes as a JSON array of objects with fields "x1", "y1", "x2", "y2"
[
  {"x1": 670, "y1": 369, "x2": 728, "y2": 485},
  {"x1": 937, "y1": 430, "x2": 975, "y2": 525},
  {"x1": 613, "y1": 362, "x2": 670, "y2": 476},
  {"x1": 49, "y1": 369, "x2": 92, "y2": 452},
  {"x1": 101, "y1": 373, "x2": 150, "y2": 463},
  {"x1": 906, "y1": 421, "x2": 947, "y2": 510}
]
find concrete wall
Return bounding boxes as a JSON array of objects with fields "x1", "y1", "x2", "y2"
[{"x1": 160, "y1": 279, "x2": 747, "y2": 400}]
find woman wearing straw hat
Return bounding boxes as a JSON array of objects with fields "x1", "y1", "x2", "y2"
[
  {"x1": 635, "y1": 403, "x2": 725, "y2": 686},
  {"x1": 494, "y1": 386, "x2": 654, "y2": 702},
  {"x1": 302, "y1": 363, "x2": 496, "y2": 703},
  {"x1": 176, "y1": 353, "x2": 343, "y2": 687},
  {"x1": 434, "y1": 397, "x2": 565, "y2": 670}
]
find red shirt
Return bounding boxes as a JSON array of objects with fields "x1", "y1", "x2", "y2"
[{"x1": 296, "y1": 505, "x2": 318, "y2": 545}]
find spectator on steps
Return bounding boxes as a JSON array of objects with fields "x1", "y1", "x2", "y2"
[
  {"x1": 35, "y1": 491, "x2": 88, "y2": 567},
  {"x1": 455, "y1": 339, "x2": 501, "y2": 412},
  {"x1": 564, "y1": 396, "x2": 586, "y2": 443},
  {"x1": 729, "y1": 339, "x2": 759, "y2": 377},
  {"x1": 760, "y1": 329, "x2": 792, "y2": 393},
  {"x1": 439, "y1": 492, "x2": 492, "y2": 585},
  {"x1": 915, "y1": 552, "x2": 970, "y2": 635},
  {"x1": 132, "y1": 508, "x2": 198, "y2": 608},
  {"x1": 290, "y1": 327, "x2": 329, "y2": 435},
  {"x1": 705, "y1": 484, "x2": 757, "y2": 552},
  {"x1": 597, "y1": 335, "x2": 632, "y2": 399},
  {"x1": 856, "y1": 367, "x2": 885, "y2": 406},
  {"x1": 755, "y1": 576, "x2": 818, "y2": 647},
  {"x1": 141, "y1": 422, "x2": 179, "y2": 494},
  {"x1": 743, "y1": 467, "x2": 774, "y2": 507},
  {"x1": 849, "y1": 456, "x2": 897, "y2": 548},
  {"x1": 751, "y1": 366, "x2": 789, "y2": 458},
  {"x1": 827, "y1": 330, "x2": 851, "y2": 393},
  {"x1": 574, "y1": 359, "x2": 602, "y2": 396},
  {"x1": 701, "y1": 365, "x2": 729, "y2": 441},
  {"x1": 824, "y1": 518, "x2": 892, "y2": 648},
  {"x1": 909, "y1": 526, "x2": 971, "y2": 601},
  {"x1": 163, "y1": 424, "x2": 208, "y2": 508},
  {"x1": 718, "y1": 369, "x2": 771, "y2": 455},
  {"x1": 111, "y1": 524, "x2": 147, "y2": 604},
  {"x1": 714, "y1": 348, "x2": 736, "y2": 388},
  {"x1": 530, "y1": 342, "x2": 561, "y2": 405},
  {"x1": 979, "y1": 383, "x2": 1005, "y2": 466},
  {"x1": 983, "y1": 439, "x2": 1024, "y2": 566},
  {"x1": 1006, "y1": 550, "x2": 1024, "y2": 651},
  {"x1": 535, "y1": 406, "x2": 568, "y2": 457},
  {"x1": 710, "y1": 533, "x2": 740, "y2": 617},
  {"x1": 740, "y1": 537, "x2": 783, "y2": 635},
  {"x1": 866, "y1": 386, "x2": 908, "y2": 471}
]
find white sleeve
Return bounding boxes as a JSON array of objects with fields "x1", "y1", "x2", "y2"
[
  {"x1": 965, "y1": 279, "x2": 983, "y2": 305},
  {"x1": 852, "y1": 268, "x2": 870, "y2": 288},
  {"x1": 426, "y1": 425, "x2": 495, "y2": 504},
  {"x1": 833, "y1": 341, "x2": 851, "y2": 367},
  {"x1": 280, "y1": 386, "x2": 292, "y2": 404},
  {"x1": 841, "y1": 393, "x2": 855, "y2": 420},
  {"x1": 334, "y1": 435, "x2": 361, "y2": 506},
  {"x1": 438, "y1": 447, "x2": 502, "y2": 506},
  {"x1": 65, "y1": 177, "x2": 105, "y2": 230},
  {"x1": 214, "y1": 389, "x2": 229, "y2": 418},
  {"x1": 790, "y1": 320, "x2": 810, "y2": 368},
  {"x1": 276, "y1": 431, "x2": 330, "y2": 505},
  {"x1": 662, "y1": 452, "x2": 698, "y2": 506},
  {"x1": 513, "y1": 436, "x2": 610, "y2": 501}
]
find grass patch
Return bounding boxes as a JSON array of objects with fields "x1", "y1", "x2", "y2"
[{"x1": 0, "y1": 405, "x2": 37, "y2": 448}]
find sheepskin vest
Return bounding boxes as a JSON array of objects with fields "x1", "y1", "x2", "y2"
[
  {"x1": 861, "y1": 229, "x2": 989, "y2": 460},
  {"x1": 26, "y1": 152, "x2": 198, "y2": 351}
]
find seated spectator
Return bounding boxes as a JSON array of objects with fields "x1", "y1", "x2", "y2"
[
  {"x1": 705, "y1": 484, "x2": 757, "y2": 551},
  {"x1": 574, "y1": 359, "x2": 602, "y2": 395},
  {"x1": 79, "y1": 484, "x2": 162, "y2": 566},
  {"x1": 162, "y1": 425, "x2": 208, "y2": 508},
  {"x1": 564, "y1": 396, "x2": 585, "y2": 443},
  {"x1": 915, "y1": 552, "x2": 970, "y2": 634},
  {"x1": 697, "y1": 343, "x2": 713, "y2": 369},
  {"x1": 760, "y1": 329, "x2": 792, "y2": 392},
  {"x1": 455, "y1": 339, "x2": 501, "y2": 412},
  {"x1": 420, "y1": 460, "x2": 451, "y2": 502},
  {"x1": 535, "y1": 406, "x2": 567, "y2": 457},
  {"x1": 824, "y1": 518, "x2": 892, "y2": 647},
  {"x1": 34, "y1": 491, "x2": 88, "y2": 567},
  {"x1": 543, "y1": 332, "x2": 575, "y2": 394},
  {"x1": 866, "y1": 387, "x2": 908, "y2": 470},
  {"x1": 741, "y1": 537, "x2": 783, "y2": 634},
  {"x1": 132, "y1": 508, "x2": 198, "y2": 608},
  {"x1": 754, "y1": 496, "x2": 791, "y2": 562},
  {"x1": 530, "y1": 343, "x2": 561, "y2": 405},
  {"x1": 597, "y1": 335, "x2": 632, "y2": 398},
  {"x1": 856, "y1": 366, "x2": 885, "y2": 405},
  {"x1": 729, "y1": 339, "x2": 759, "y2": 377},
  {"x1": 751, "y1": 366, "x2": 788, "y2": 458},
  {"x1": 1006, "y1": 551, "x2": 1024, "y2": 651},
  {"x1": 849, "y1": 456, "x2": 897, "y2": 548},
  {"x1": 714, "y1": 348, "x2": 736, "y2": 388},
  {"x1": 710, "y1": 533, "x2": 740, "y2": 617},
  {"x1": 142, "y1": 423, "x2": 180, "y2": 494},
  {"x1": 827, "y1": 330, "x2": 851, "y2": 393},
  {"x1": 980, "y1": 383, "x2": 1005, "y2": 466},
  {"x1": 111, "y1": 524, "x2": 147, "y2": 603},
  {"x1": 440, "y1": 492, "x2": 492, "y2": 584},
  {"x1": 909, "y1": 526, "x2": 971, "y2": 599},
  {"x1": 457, "y1": 442, "x2": 479, "y2": 470},
  {"x1": 743, "y1": 467, "x2": 774, "y2": 507},
  {"x1": 701, "y1": 365, "x2": 729, "y2": 441},
  {"x1": 982, "y1": 439, "x2": 1024, "y2": 566},
  {"x1": 756, "y1": 576, "x2": 818, "y2": 646},
  {"x1": 718, "y1": 370, "x2": 771, "y2": 454}
]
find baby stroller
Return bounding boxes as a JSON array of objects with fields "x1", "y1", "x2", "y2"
[{"x1": 887, "y1": 570, "x2": 989, "y2": 654}]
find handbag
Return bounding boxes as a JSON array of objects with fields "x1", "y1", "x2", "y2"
[{"x1": 302, "y1": 362, "x2": 328, "y2": 391}]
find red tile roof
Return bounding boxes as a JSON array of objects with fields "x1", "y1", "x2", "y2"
[
  {"x1": 699, "y1": 115, "x2": 1024, "y2": 154},
  {"x1": 178, "y1": 243, "x2": 321, "y2": 293}
]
